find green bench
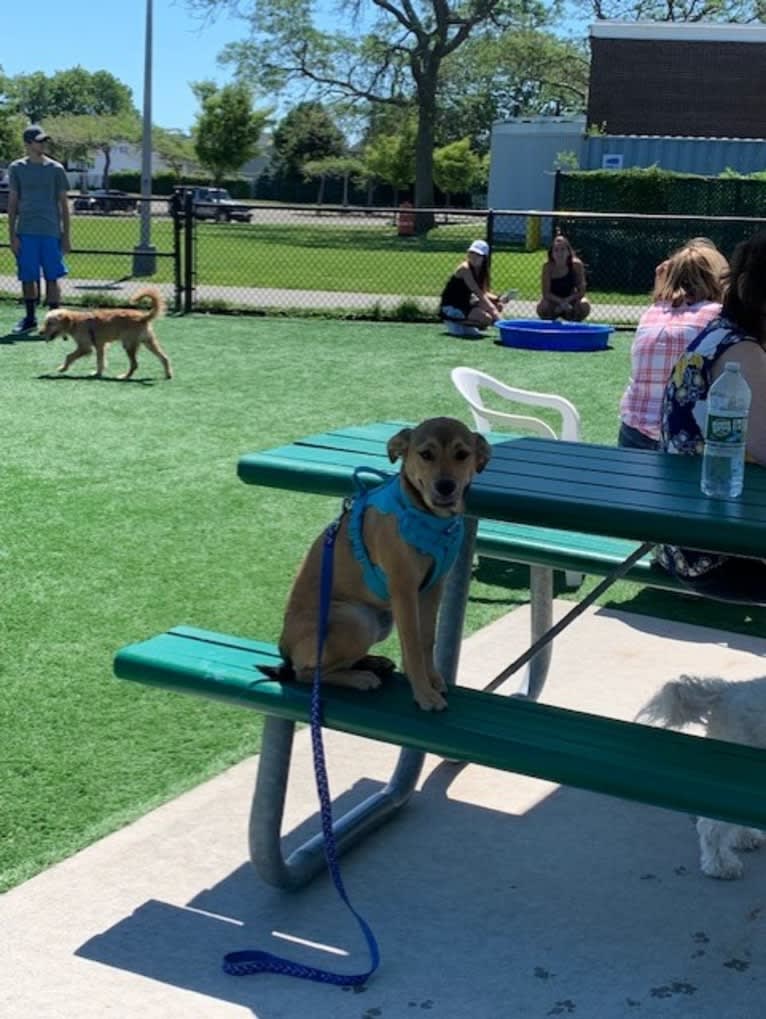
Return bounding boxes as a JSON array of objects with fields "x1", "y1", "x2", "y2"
[
  {"x1": 115, "y1": 625, "x2": 766, "y2": 889},
  {"x1": 474, "y1": 518, "x2": 685, "y2": 591}
]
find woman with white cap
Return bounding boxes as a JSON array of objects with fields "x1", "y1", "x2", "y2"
[{"x1": 439, "y1": 239, "x2": 503, "y2": 338}]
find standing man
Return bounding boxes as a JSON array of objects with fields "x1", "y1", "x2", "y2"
[{"x1": 8, "y1": 125, "x2": 71, "y2": 334}]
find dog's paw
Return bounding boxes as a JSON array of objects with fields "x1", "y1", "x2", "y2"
[
  {"x1": 427, "y1": 670, "x2": 447, "y2": 694},
  {"x1": 733, "y1": 828, "x2": 765, "y2": 852},
  {"x1": 353, "y1": 654, "x2": 396, "y2": 678},
  {"x1": 334, "y1": 669, "x2": 382, "y2": 691},
  {"x1": 414, "y1": 686, "x2": 448, "y2": 712},
  {"x1": 702, "y1": 858, "x2": 744, "y2": 880},
  {"x1": 701, "y1": 852, "x2": 744, "y2": 880}
]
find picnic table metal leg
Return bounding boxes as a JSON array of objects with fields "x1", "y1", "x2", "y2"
[
  {"x1": 249, "y1": 716, "x2": 424, "y2": 889},
  {"x1": 526, "y1": 565, "x2": 553, "y2": 701},
  {"x1": 435, "y1": 516, "x2": 478, "y2": 686},
  {"x1": 248, "y1": 518, "x2": 478, "y2": 890}
]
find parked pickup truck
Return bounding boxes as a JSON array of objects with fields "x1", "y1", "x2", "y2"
[{"x1": 168, "y1": 186, "x2": 252, "y2": 222}]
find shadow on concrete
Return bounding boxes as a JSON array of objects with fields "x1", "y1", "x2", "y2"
[{"x1": 74, "y1": 762, "x2": 766, "y2": 1017}]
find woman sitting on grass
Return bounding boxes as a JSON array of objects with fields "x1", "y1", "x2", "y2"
[
  {"x1": 439, "y1": 239, "x2": 503, "y2": 339},
  {"x1": 537, "y1": 233, "x2": 590, "y2": 322},
  {"x1": 618, "y1": 241, "x2": 728, "y2": 450}
]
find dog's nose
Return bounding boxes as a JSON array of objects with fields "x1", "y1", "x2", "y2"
[{"x1": 435, "y1": 478, "x2": 457, "y2": 497}]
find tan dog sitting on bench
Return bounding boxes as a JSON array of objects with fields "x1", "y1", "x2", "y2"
[{"x1": 276, "y1": 417, "x2": 491, "y2": 710}]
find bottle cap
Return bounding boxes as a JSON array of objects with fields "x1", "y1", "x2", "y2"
[{"x1": 725, "y1": 362, "x2": 741, "y2": 372}]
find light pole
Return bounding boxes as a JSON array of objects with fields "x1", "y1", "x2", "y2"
[{"x1": 132, "y1": 0, "x2": 157, "y2": 276}]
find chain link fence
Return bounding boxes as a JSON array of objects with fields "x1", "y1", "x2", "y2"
[
  {"x1": 0, "y1": 195, "x2": 180, "y2": 311},
  {"x1": 2, "y1": 196, "x2": 764, "y2": 327}
]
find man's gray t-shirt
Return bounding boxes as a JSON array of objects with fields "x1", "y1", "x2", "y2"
[{"x1": 9, "y1": 157, "x2": 69, "y2": 237}]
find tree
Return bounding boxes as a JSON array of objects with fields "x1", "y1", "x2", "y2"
[
  {"x1": 3, "y1": 71, "x2": 50, "y2": 122},
  {"x1": 272, "y1": 101, "x2": 346, "y2": 178},
  {"x1": 152, "y1": 127, "x2": 200, "y2": 177},
  {"x1": 0, "y1": 115, "x2": 22, "y2": 164},
  {"x1": 0, "y1": 74, "x2": 23, "y2": 163},
  {"x1": 186, "y1": 0, "x2": 552, "y2": 231},
  {"x1": 5, "y1": 67, "x2": 136, "y2": 120},
  {"x1": 302, "y1": 155, "x2": 365, "y2": 206},
  {"x1": 574, "y1": 0, "x2": 762, "y2": 19},
  {"x1": 43, "y1": 113, "x2": 142, "y2": 187},
  {"x1": 432, "y1": 138, "x2": 482, "y2": 206},
  {"x1": 363, "y1": 121, "x2": 416, "y2": 205},
  {"x1": 437, "y1": 31, "x2": 589, "y2": 151},
  {"x1": 192, "y1": 81, "x2": 269, "y2": 183}
]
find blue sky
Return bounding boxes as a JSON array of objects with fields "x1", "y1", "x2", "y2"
[{"x1": 2, "y1": 1, "x2": 248, "y2": 132}]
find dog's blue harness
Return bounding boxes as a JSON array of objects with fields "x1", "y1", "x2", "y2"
[{"x1": 348, "y1": 469, "x2": 464, "y2": 600}]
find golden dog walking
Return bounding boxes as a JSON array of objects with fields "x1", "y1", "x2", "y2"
[{"x1": 40, "y1": 287, "x2": 172, "y2": 380}]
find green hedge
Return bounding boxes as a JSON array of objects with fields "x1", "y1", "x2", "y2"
[
  {"x1": 107, "y1": 170, "x2": 252, "y2": 198},
  {"x1": 559, "y1": 214, "x2": 758, "y2": 294},
  {"x1": 556, "y1": 168, "x2": 766, "y2": 293},
  {"x1": 556, "y1": 167, "x2": 766, "y2": 217}
]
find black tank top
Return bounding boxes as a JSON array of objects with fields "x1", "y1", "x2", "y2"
[
  {"x1": 550, "y1": 267, "x2": 575, "y2": 298},
  {"x1": 440, "y1": 273, "x2": 473, "y2": 315}
]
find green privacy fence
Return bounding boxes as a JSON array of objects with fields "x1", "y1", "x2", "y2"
[{"x1": 554, "y1": 169, "x2": 766, "y2": 293}]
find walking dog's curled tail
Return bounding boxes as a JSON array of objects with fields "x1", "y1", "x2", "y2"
[
  {"x1": 635, "y1": 674, "x2": 730, "y2": 730},
  {"x1": 130, "y1": 287, "x2": 166, "y2": 320}
]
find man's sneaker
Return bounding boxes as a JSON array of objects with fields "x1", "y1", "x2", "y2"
[{"x1": 12, "y1": 317, "x2": 37, "y2": 334}]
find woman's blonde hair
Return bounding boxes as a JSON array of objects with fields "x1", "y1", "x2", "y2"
[{"x1": 653, "y1": 243, "x2": 728, "y2": 307}]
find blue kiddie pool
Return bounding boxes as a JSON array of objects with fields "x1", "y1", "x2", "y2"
[{"x1": 498, "y1": 319, "x2": 614, "y2": 351}]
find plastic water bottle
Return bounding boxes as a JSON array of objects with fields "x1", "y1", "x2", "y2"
[{"x1": 700, "y1": 362, "x2": 751, "y2": 499}]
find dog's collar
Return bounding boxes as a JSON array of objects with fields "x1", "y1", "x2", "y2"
[{"x1": 347, "y1": 472, "x2": 464, "y2": 602}]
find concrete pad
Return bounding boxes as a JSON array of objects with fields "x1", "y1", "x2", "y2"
[{"x1": 3, "y1": 602, "x2": 766, "y2": 1019}]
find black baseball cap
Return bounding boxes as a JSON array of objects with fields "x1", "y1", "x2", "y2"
[{"x1": 23, "y1": 125, "x2": 51, "y2": 144}]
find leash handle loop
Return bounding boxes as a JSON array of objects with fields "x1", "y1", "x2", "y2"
[{"x1": 222, "y1": 514, "x2": 380, "y2": 986}]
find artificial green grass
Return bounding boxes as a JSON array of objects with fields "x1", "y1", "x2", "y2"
[{"x1": 3, "y1": 311, "x2": 766, "y2": 892}]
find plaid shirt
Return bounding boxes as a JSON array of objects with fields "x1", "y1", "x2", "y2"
[{"x1": 619, "y1": 301, "x2": 721, "y2": 440}]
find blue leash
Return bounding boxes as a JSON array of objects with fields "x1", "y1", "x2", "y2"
[{"x1": 222, "y1": 509, "x2": 381, "y2": 986}]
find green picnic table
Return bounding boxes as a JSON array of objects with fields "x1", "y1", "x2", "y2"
[{"x1": 115, "y1": 422, "x2": 766, "y2": 889}]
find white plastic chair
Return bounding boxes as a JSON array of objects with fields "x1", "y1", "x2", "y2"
[
  {"x1": 450, "y1": 366, "x2": 581, "y2": 441},
  {"x1": 450, "y1": 366, "x2": 583, "y2": 586}
]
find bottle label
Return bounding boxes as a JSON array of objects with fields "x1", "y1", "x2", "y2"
[{"x1": 706, "y1": 414, "x2": 746, "y2": 444}]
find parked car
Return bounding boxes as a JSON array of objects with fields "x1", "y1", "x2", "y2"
[
  {"x1": 168, "y1": 186, "x2": 252, "y2": 222},
  {"x1": 73, "y1": 189, "x2": 138, "y2": 214}
]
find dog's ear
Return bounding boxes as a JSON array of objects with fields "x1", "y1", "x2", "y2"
[
  {"x1": 473, "y1": 433, "x2": 492, "y2": 473},
  {"x1": 387, "y1": 427, "x2": 412, "y2": 463}
]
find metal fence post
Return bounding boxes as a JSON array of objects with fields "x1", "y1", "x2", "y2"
[
  {"x1": 183, "y1": 190, "x2": 194, "y2": 314},
  {"x1": 171, "y1": 192, "x2": 182, "y2": 313},
  {"x1": 486, "y1": 208, "x2": 495, "y2": 250}
]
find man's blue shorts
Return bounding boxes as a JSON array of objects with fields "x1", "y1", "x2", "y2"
[{"x1": 16, "y1": 234, "x2": 68, "y2": 283}]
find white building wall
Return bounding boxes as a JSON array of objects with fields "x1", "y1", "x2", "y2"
[
  {"x1": 74, "y1": 143, "x2": 268, "y2": 191},
  {"x1": 488, "y1": 117, "x2": 587, "y2": 212}
]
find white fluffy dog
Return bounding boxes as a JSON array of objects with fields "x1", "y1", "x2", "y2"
[{"x1": 637, "y1": 674, "x2": 766, "y2": 880}]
